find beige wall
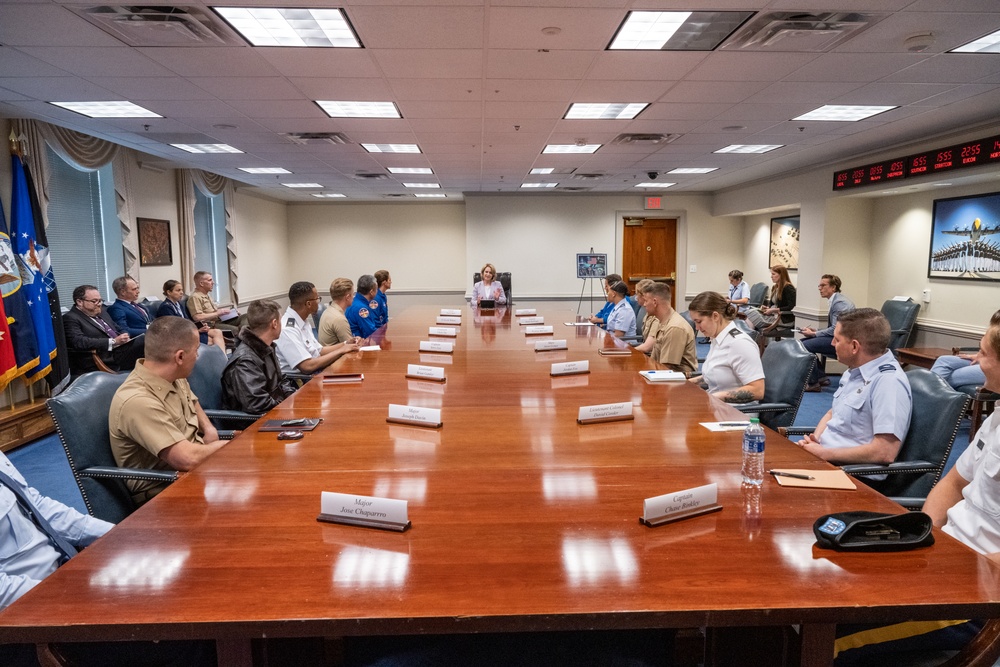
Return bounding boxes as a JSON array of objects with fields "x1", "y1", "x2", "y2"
[
  {"x1": 235, "y1": 190, "x2": 290, "y2": 301},
  {"x1": 130, "y1": 163, "x2": 181, "y2": 299}
]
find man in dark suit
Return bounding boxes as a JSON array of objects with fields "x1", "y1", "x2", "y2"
[
  {"x1": 107, "y1": 275, "x2": 150, "y2": 338},
  {"x1": 63, "y1": 284, "x2": 144, "y2": 375}
]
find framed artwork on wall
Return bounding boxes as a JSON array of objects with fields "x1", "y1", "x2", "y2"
[
  {"x1": 769, "y1": 215, "x2": 800, "y2": 270},
  {"x1": 137, "y1": 218, "x2": 172, "y2": 267},
  {"x1": 928, "y1": 191, "x2": 1000, "y2": 282}
]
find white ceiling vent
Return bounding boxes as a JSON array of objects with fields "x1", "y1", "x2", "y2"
[
  {"x1": 283, "y1": 132, "x2": 352, "y2": 146},
  {"x1": 69, "y1": 6, "x2": 242, "y2": 47},
  {"x1": 611, "y1": 133, "x2": 680, "y2": 146},
  {"x1": 719, "y1": 12, "x2": 886, "y2": 52},
  {"x1": 352, "y1": 173, "x2": 389, "y2": 181}
]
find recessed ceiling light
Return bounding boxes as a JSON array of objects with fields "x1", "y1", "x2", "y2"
[
  {"x1": 714, "y1": 145, "x2": 782, "y2": 154},
  {"x1": 282, "y1": 182, "x2": 323, "y2": 188},
  {"x1": 543, "y1": 144, "x2": 601, "y2": 154},
  {"x1": 793, "y1": 105, "x2": 896, "y2": 122},
  {"x1": 530, "y1": 168, "x2": 554, "y2": 174},
  {"x1": 668, "y1": 167, "x2": 718, "y2": 174},
  {"x1": 951, "y1": 28, "x2": 1000, "y2": 53},
  {"x1": 521, "y1": 183, "x2": 558, "y2": 188},
  {"x1": 213, "y1": 7, "x2": 361, "y2": 48},
  {"x1": 362, "y1": 143, "x2": 421, "y2": 154},
  {"x1": 565, "y1": 103, "x2": 649, "y2": 120},
  {"x1": 316, "y1": 101, "x2": 401, "y2": 118},
  {"x1": 171, "y1": 143, "x2": 243, "y2": 154},
  {"x1": 608, "y1": 11, "x2": 753, "y2": 51},
  {"x1": 50, "y1": 101, "x2": 160, "y2": 118},
  {"x1": 388, "y1": 167, "x2": 433, "y2": 174},
  {"x1": 238, "y1": 167, "x2": 291, "y2": 174},
  {"x1": 312, "y1": 193, "x2": 347, "y2": 198},
  {"x1": 415, "y1": 193, "x2": 446, "y2": 198},
  {"x1": 635, "y1": 182, "x2": 676, "y2": 188},
  {"x1": 403, "y1": 182, "x2": 440, "y2": 188}
]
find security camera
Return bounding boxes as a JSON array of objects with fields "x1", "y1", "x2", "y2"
[{"x1": 647, "y1": 171, "x2": 658, "y2": 180}]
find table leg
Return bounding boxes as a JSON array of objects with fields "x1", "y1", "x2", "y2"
[
  {"x1": 217, "y1": 637, "x2": 253, "y2": 667},
  {"x1": 798, "y1": 623, "x2": 835, "y2": 667}
]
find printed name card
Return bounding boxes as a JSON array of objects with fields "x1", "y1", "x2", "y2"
[
  {"x1": 577, "y1": 401, "x2": 634, "y2": 425},
  {"x1": 387, "y1": 403, "x2": 442, "y2": 428},
  {"x1": 436, "y1": 316, "x2": 462, "y2": 325},
  {"x1": 641, "y1": 483, "x2": 721, "y2": 527},
  {"x1": 514, "y1": 308, "x2": 536, "y2": 316},
  {"x1": 534, "y1": 339, "x2": 568, "y2": 352},
  {"x1": 440, "y1": 309, "x2": 462, "y2": 316},
  {"x1": 420, "y1": 340, "x2": 454, "y2": 354},
  {"x1": 428, "y1": 326, "x2": 458, "y2": 337},
  {"x1": 524, "y1": 325, "x2": 554, "y2": 335},
  {"x1": 318, "y1": 491, "x2": 410, "y2": 532},
  {"x1": 406, "y1": 364, "x2": 446, "y2": 382},
  {"x1": 518, "y1": 316, "x2": 544, "y2": 325},
  {"x1": 551, "y1": 360, "x2": 590, "y2": 376}
]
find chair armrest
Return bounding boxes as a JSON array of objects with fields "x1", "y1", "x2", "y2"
[
  {"x1": 779, "y1": 426, "x2": 813, "y2": 436},
  {"x1": 203, "y1": 409, "x2": 262, "y2": 429},
  {"x1": 218, "y1": 430, "x2": 238, "y2": 440},
  {"x1": 889, "y1": 497, "x2": 926, "y2": 511},
  {"x1": 81, "y1": 466, "x2": 178, "y2": 483},
  {"x1": 841, "y1": 460, "x2": 936, "y2": 476},
  {"x1": 735, "y1": 401, "x2": 792, "y2": 415},
  {"x1": 90, "y1": 350, "x2": 115, "y2": 374},
  {"x1": 284, "y1": 372, "x2": 313, "y2": 383}
]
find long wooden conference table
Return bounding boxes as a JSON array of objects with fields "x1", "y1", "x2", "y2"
[{"x1": 1, "y1": 305, "x2": 998, "y2": 666}]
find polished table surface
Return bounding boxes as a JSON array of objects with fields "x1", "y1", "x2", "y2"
[{"x1": 2, "y1": 306, "x2": 998, "y2": 665}]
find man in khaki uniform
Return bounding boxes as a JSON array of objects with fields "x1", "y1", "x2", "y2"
[
  {"x1": 643, "y1": 281, "x2": 698, "y2": 375},
  {"x1": 319, "y1": 277, "x2": 359, "y2": 346},
  {"x1": 187, "y1": 270, "x2": 246, "y2": 334},
  {"x1": 109, "y1": 317, "x2": 228, "y2": 505}
]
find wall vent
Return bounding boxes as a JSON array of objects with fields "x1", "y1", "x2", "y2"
[
  {"x1": 719, "y1": 12, "x2": 886, "y2": 52},
  {"x1": 69, "y1": 6, "x2": 241, "y2": 47},
  {"x1": 283, "y1": 132, "x2": 351, "y2": 146}
]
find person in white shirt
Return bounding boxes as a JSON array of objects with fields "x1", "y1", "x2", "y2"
[
  {"x1": 688, "y1": 290, "x2": 764, "y2": 403},
  {"x1": 275, "y1": 281, "x2": 359, "y2": 375},
  {"x1": 604, "y1": 282, "x2": 636, "y2": 338}
]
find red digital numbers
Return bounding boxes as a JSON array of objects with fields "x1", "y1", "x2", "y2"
[{"x1": 961, "y1": 144, "x2": 981, "y2": 158}]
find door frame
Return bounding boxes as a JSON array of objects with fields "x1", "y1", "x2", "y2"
[{"x1": 614, "y1": 208, "x2": 688, "y2": 307}]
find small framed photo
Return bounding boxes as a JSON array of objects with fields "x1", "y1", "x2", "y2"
[
  {"x1": 137, "y1": 218, "x2": 172, "y2": 267},
  {"x1": 577, "y1": 253, "x2": 608, "y2": 279}
]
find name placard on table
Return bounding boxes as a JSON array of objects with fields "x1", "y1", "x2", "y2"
[
  {"x1": 524, "y1": 325, "x2": 554, "y2": 335},
  {"x1": 436, "y1": 316, "x2": 462, "y2": 325},
  {"x1": 641, "y1": 483, "x2": 721, "y2": 527},
  {"x1": 318, "y1": 491, "x2": 410, "y2": 532},
  {"x1": 387, "y1": 403, "x2": 443, "y2": 428},
  {"x1": 428, "y1": 326, "x2": 458, "y2": 337},
  {"x1": 577, "y1": 401, "x2": 633, "y2": 425},
  {"x1": 518, "y1": 316, "x2": 544, "y2": 325},
  {"x1": 514, "y1": 308, "x2": 536, "y2": 316},
  {"x1": 420, "y1": 340, "x2": 454, "y2": 354},
  {"x1": 406, "y1": 364, "x2": 446, "y2": 382},
  {"x1": 534, "y1": 339, "x2": 568, "y2": 351},
  {"x1": 551, "y1": 360, "x2": 590, "y2": 376},
  {"x1": 440, "y1": 309, "x2": 462, "y2": 316}
]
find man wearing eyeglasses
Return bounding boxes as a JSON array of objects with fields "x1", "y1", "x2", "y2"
[
  {"x1": 63, "y1": 284, "x2": 145, "y2": 375},
  {"x1": 275, "y1": 281, "x2": 359, "y2": 375}
]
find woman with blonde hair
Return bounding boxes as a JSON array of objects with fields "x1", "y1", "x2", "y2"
[{"x1": 472, "y1": 263, "x2": 507, "y2": 305}]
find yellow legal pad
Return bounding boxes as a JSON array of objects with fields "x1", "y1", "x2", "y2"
[{"x1": 770, "y1": 469, "x2": 857, "y2": 490}]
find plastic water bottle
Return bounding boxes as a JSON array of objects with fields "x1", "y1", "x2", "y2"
[{"x1": 742, "y1": 418, "x2": 766, "y2": 486}]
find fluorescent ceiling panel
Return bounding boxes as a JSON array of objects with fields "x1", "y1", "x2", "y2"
[
  {"x1": 50, "y1": 101, "x2": 160, "y2": 118},
  {"x1": 565, "y1": 103, "x2": 648, "y2": 120},
  {"x1": 282, "y1": 182, "x2": 323, "y2": 188},
  {"x1": 521, "y1": 183, "x2": 558, "y2": 188},
  {"x1": 530, "y1": 168, "x2": 554, "y2": 174},
  {"x1": 403, "y1": 182, "x2": 440, "y2": 188},
  {"x1": 608, "y1": 11, "x2": 753, "y2": 51},
  {"x1": 388, "y1": 167, "x2": 433, "y2": 174},
  {"x1": 239, "y1": 167, "x2": 291, "y2": 174},
  {"x1": 213, "y1": 7, "x2": 361, "y2": 48},
  {"x1": 792, "y1": 105, "x2": 896, "y2": 121},
  {"x1": 668, "y1": 167, "x2": 717, "y2": 174},
  {"x1": 543, "y1": 144, "x2": 601, "y2": 154},
  {"x1": 312, "y1": 193, "x2": 347, "y2": 198},
  {"x1": 362, "y1": 144, "x2": 421, "y2": 153},
  {"x1": 714, "y1": 144, "x2": 782, "y2": 154},
  {"x1": 415, "y1": 193, "x2": 446, "y2": 198},
  {"x1": 171, "y1": 143, "x2": 243, "y2": 154},
  {"x1": 316, "y1": 101, "x2": 401, "y2": 118},
  {"x1": 635, "y1": 182, "x2": 675, "y2": 188},
  {"x1": 951, "y1": 28, "x2": 1000, "y2": 53}
]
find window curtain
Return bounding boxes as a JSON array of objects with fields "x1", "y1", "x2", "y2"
[
  {"x1": 11, "y1": 118, "x2": 139, "y2": 276},
  {"x1": 180, "y1": 169, "x2": 238, "y2": 304}
]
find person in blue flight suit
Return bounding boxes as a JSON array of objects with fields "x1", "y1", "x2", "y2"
[
  {"x1": 587, "y1": 273, "x2": 622, "y2": 328},
  {"x1": 347, "y1": 274, "x2": 381, "y2": 338},
  {"x1": 373, "y1": 269, "x2": 391, "y2": 327}
]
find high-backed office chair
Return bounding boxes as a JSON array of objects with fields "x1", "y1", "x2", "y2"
[
  {"x1": 313, "y1": 302, "x2": 327, "y2": 336},
  {"x1": 473, "y1": 272, "x2": 512, "y2": 304},
  {"x1": 881, "y1": 297, "x2": 920, "y2": 354},
  {"x1": 187, "y1": 343, "x2": 263, "y2": 428},
  {"x1": 47, "y1": 371, "x2": 178, "y2": 523},
  {"x1": 735, "y1": 339, "x2": 814, "y2": 429},
  {"x1": 782, "y1": 369, "x2": 969, "y2": 507},
  {"x1": 747, "y1": 282, "x2": 768, "y2": 308}
]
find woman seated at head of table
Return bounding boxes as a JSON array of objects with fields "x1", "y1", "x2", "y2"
[
  {"x1": 688, "y1": 290, "x2": 765, "y2": 403},
  {"x1": 605, "y1": 281, "x2": 637, "y2": 339},
  {"x1": 472, "y1": 263, "x2": 507, "y2": 306},
  {"x1": 156, "y1": 279, "x2": 227, "y2": 353}
]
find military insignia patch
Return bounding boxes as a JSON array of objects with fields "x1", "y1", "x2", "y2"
[
  {"x1": 369, "y1": 300, "x2": 379, "y2": 310},
  {"x1": 360, "y1": 308, "x2": 369, "y2": 318}
]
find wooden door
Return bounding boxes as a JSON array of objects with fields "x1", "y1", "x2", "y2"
[{"x1": 623, "y1": 217, "x2": 677, "y2": 307}]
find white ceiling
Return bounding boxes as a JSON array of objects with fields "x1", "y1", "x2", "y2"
[{"x1": 1, "y1": 0, "x2": 1000, "y2": 202}]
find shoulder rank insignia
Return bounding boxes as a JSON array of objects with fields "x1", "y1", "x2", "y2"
[
  {"x1": 878, "y1": 364, "x2": 896, "y2": 372},
  {"x1": 728, "y1": 329, "x2": 742, "y2": 337},
  {"x1": 286, "y1": 318, "x2": 295, "y2": 327}
]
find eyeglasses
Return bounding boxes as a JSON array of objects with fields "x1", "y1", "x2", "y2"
[{"x1": 81, "y1": 298, "x2": 102, "y2": 305}]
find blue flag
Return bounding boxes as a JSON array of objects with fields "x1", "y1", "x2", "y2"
[
  {"x1": 0, "y1": 203, "x2": 39, "y2": 380},
  {"x1": 9, "y1": 154, "x2": 55, "y2": 381}
]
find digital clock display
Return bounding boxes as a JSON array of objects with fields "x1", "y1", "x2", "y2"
[{"x1": 833, "y1": 133, "x2": 1000, "y2": 191}]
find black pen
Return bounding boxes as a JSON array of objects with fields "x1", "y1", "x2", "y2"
[
  {"x1": 768, "y1": 470, "x2": 815, "y2": 480},
  {"x1": 718, "y1": 422, "x2": 749, "y2": 427}
]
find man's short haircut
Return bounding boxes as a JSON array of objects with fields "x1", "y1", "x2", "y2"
[
  {"x1": 145, "y1": 317, "x2": 198, "y2": 362},
  {"x1": 288, "y1": 281, "x2": 315, "y2": 306},
  {"x1": 193, "y1": 271, "x2": 210, "y2": 284},
  {"x1": 374, "y1": 270, "x2": 390, "y2": 287},
  {"x1": 329, "y1": 278, "x2": 354, "y2": 302},
  {"x1": 635, "y1": 279, "x2": 655, "y2": 295},
  {"x1": 357, "y1": 274, "x2": 377, "y2": 295},
  {"x1": 837, "y1": 307, "x2": 890, "y2": 356},
  {"x1": 822, "y1": 274, "x2": 842, "y2": 292},
  {"x1": 111, "y1": 276, "x2": 133, "y2": 297},
  {"x1": 247, "y1": 299, "x2": 280, "y2": 332},
  {"x1": 645, "y1": 281, "x2": 672, "y2": 302},
  {"x1": 72, "y1": 284, "x2": 98, "y2": 303}
]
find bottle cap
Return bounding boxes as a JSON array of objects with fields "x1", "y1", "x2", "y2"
[{"x1": 750, "y1": 418, "x2": 760, "y2": 424}]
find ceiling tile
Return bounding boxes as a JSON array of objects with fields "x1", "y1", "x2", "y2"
[
  {"x1": 588, "y1": 52, "x2": 708, "y2": 81},
  {"x1": 87, "y1": 76, "x2": 217, "y2": 101},
  {"x1": 659, "y1": 80, "x2": 771, "y2": 104},
  {"x1": 374, "y1": 49, "x2": 483, "y2": 79},
  {"x1": 486, "y1": 50, "x2": 594, "y2": 79},
  {"x1": 0, "y1": 77, "x2": 117, "y2": 101},
  {"x1": 388, "y1": 78, "x2": 483, "y2": 101},
  {"x1": 189, "y1": 77, "x2": 306, "y2": 100},
  {"x1": 0, "y1": 47, "x2": 70, "y2": 77},
  {"x1": 350, "y1": 6, "x2": 484, "y2": 48},
  {"x1": 488, "y1": 7, "x2": 622, "y2": 49},
  {"x1": 0, "y1": 5, "x2": 122, "y2": 47}
]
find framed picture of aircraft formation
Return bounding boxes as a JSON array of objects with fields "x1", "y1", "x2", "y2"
[
  {"x1": 929, "y1": 191, "x2": 1000, "y2": 282},
  {"x1": 769, "y1": 215, "x2": 800, "y2": 270}
]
